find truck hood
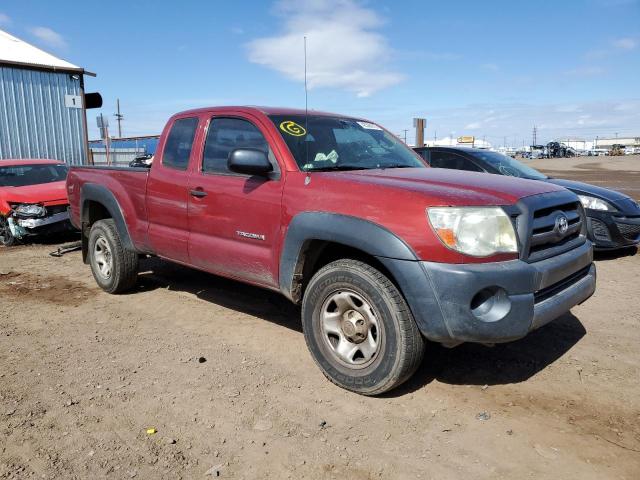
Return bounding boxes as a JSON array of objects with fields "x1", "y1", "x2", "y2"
[
  {"x1": 0, "y1": 181, "x2": 69, "y2": 206},
  {"x1": 326, "y1": 168, "x2": 565, "y2": 206}
]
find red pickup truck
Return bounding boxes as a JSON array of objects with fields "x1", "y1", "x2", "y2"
[{"x1": 67, "y1": 106, "x2": 596, "y2": 395}]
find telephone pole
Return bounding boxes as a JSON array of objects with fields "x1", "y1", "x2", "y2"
[
  {"x1": 402, "y1": 129, "x2": 408, "y2": 143},
  {"x1": 532, "y1": 125, "x2": 537, "y2": 146},
  {"x1": 114, "y1": 98, "x2": 124, "y2": 138}
]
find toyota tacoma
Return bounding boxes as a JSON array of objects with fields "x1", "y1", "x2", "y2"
[{"x1": 66, "y1": 107, "x2": 596, "y2": 395}]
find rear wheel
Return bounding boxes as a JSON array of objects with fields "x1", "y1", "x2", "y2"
[
  {"x1": 0, "y1": 216, "x2": 16, "y2": 247},
  {"x1": 88, "y1": 219, "x2": 139, "y2": 293},
  {"x1": 302, "y1": 259, "x2": 424, "y2": 395}
]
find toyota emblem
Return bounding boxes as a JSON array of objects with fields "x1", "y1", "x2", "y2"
[{"x1": 555, "y1": 214, "x2": 569, "y2": 235}]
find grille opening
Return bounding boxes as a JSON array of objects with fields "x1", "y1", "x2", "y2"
[
  {"x1": 534, "y1": 266, "x2": 591, "y2": 304},
  {"x1": 616, "y1": 222, "x2": 640, "y2": 241},
  {"x1": 529, "y1": 232, "x2": 581, "y2": 255},
  {"x1": 533, "y1": 202, "x2": 580, "y2": 219},
  {"x1": 589, "y1": 218, "x2": 611, "y2": 241}
]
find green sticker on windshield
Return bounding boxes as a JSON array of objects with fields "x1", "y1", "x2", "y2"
[{"x1": 280, "y1": 120, "x2": 306, "y2": 136}]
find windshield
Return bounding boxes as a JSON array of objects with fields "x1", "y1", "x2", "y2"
[
  {"x1": 0, "y1": 164, "x2": 69, "y2": 187},
  {"x1": 269, "y1": 115, "x2": 425, "y2": 171},
  {"x1": 469, "y1": 151, "x2": 547, "y2": 180}
]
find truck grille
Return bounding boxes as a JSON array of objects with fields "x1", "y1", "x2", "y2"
[{"x1": 512, "y1": 191, "x2": 587, "y2": 263}]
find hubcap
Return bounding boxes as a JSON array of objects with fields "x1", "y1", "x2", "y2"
[
  {"x1": 93, "y1": 236, "x2": 113, "y2": 279},
  {"x1": 320, "y1": 290, "x2": 381, "y2": 367}
]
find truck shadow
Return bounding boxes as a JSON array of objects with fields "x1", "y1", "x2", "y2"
[
  {"x1": 386, "y1": 312, "x2": 586, "y2": 397},
  {"x1": 135, "y1": 257, "x2": 586, "y2": 395},
  {"x1": 594, "y1": 246, "x2": 637, "y2": 261},
  {"x1": 136, "y1": 257, "x2": 302, "y2": 333}
]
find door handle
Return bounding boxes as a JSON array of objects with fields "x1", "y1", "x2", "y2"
[{"x1": 190, "y1": 188, "x2": 207, "y2": 198}]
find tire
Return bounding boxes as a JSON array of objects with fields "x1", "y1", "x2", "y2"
[
  {"x1": 88, "y1": 219, "x2": 139, "y2": 293},
  {"x1": 0, "y1": 216, "x2": 16, "y2": 247},
  {"x1": 302, "y1": 259, "x2": 425, "y2": 395}
]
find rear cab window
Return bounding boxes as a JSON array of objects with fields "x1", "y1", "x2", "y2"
[{"x1": 162, "y1": 117, "x2": 199, "y2": 170}]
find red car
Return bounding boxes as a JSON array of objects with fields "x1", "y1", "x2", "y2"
[
  {"x1": 67, "y1": 107, "x2": 596, "y2": 395},
  {"x1": 0, "y1": 159, "x2": 74, "y2": 246}
]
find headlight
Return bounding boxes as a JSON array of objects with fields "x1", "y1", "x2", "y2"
[
  {"x1": 14, "y1": 204, "x2": 46, "y2": 217},
  {"x1": 577, "y1": 195, "x2": 613, "y2": 211},
  {"x1": 427, "y1": 207, "x2": 518, "y2": 257}
]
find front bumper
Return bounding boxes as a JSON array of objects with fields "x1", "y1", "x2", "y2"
[
  {"x1": 378, "y1": 240, "x2": 596, "y2": 345},
  {"x1": 586, "y1": 210, "x2": 640, "y2": 250},
  {"x1": 9, "y1": 211, "x2": 74, "y2": 238}
]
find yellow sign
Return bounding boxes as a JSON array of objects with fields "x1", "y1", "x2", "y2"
[
  {"x1": 457, "y1": 136, "x2": 475, "y2": 144},
  {"x1": 280, "y1": 121, "x2": 306, "y2": 136}
]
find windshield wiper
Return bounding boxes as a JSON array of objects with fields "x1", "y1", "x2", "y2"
[
  {"x1": 305, "y1": 165, "x2": 369, "y2": 172},
  {"x1": 379, "y1": 164, "x2": 415, "y2": 169}
]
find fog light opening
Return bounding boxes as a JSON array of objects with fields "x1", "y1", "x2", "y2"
[{"x1": 470, "y1": 287, "x2": 511, "y2": 323}]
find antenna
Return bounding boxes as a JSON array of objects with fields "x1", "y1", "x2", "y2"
[
  {"x1": 304, "y1": 36, "x2": 310, "y2": 173},
  {"x1": 304, "y1": 36, "x2": 308, "y2": 117}
]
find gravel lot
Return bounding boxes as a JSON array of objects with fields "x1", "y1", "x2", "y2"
[{"x1": 1, "y1": 157, "x2": 639, "y2": 479}]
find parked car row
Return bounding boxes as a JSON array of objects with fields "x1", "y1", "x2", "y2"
[{"x1": 1, "y1": 107, "x2": 636, "y2": 396}]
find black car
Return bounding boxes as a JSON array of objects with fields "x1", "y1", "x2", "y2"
[{"x1": 414, "y1": 146, "x2": 640, "y2": 250}]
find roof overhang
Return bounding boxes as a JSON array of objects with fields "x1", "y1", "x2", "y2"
[{"x1": 0, "y1": 59, "x2": 96, "y2": 76}]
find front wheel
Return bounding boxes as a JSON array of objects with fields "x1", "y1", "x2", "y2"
[
  {"x1": 0, "y1": 216, "x2": 16, "y2": 247},
  {"x1": 88, "y1": 219, "x2": 139, "y2": 293},
  {"x1": 302, "y1": 259, "x2": 425, "y2": 395}
]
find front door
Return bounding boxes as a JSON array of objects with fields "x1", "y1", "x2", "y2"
[{"x1": 187, "y1": 115, "x2": 283, "y2": 288}]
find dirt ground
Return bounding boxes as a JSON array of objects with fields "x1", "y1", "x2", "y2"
[{"x1": 1, "y1": 158, "x2": 639, "y2": 479}]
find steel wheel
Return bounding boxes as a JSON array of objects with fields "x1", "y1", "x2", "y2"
[
  {"x1": 320, "y1": 289, "x2": 381, "y2": 368},
  {"x1": 93, "y1": 236, "x2": 113, "y2": 279}
]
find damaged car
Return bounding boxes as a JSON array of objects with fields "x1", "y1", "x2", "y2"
[{"x1": 0, "y1": 159, "x2": 75, "y2": 246}]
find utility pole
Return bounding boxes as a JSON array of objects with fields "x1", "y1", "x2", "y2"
[
  {"x1": 532, "y1": 125, "x2": 537, "y2": 146},
  {"x1": 402, "y1": 129, "x2": 408, "y2": 143},
  {"x1": 114, "y1": 98, "x2": 124, "y2": 138}
]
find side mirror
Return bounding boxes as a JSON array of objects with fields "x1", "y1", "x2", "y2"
[{"x1": 228, "y1": 149, "x2": 273, "y2": 176}]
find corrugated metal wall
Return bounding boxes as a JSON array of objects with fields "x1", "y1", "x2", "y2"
[{"x1": 0, "y1": 66, "x2": 85, "y2": 165}]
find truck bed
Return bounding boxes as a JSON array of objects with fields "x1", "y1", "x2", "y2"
[{"x1": 67, "y1": 166, "x2": 150, "y2": 251}]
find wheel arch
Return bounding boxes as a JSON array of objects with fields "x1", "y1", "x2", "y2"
[
  {"x1": 80, "y1": 184, "x2": 135, "y2": 262},
  {"x1": 279, "y1": 212, "x2": 418, "y2": 303}
]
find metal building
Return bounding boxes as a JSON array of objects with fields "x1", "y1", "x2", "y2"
[{"x1": 0, "y1": 29, "x2": 95, "y2": 165}]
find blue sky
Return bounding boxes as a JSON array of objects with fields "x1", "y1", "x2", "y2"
[{"x1": 1, "y1": 0, "x2": 639, "y2": 146}]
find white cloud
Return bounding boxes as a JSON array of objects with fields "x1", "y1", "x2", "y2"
[
  {"x1": 612, "y1": 37, "x2": 637, "y2": 50},
  {"x1": 29, "y1": 26, "x2": 67, "y2": 49},
  {"x1": 0, "y1": 13, "x2": 11, "y2": 25},
  {"x1": 586, "y1": 36, "x2": 638, "y2": 58},
  {"x1": 246, "y1": 0, "x2": 403, "y2": 97}
]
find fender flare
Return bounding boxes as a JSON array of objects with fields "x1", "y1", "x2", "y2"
[
  {"x1": 80, "y1": 183, "x2": 135, "y2": 252},
  {"x1": 278, "y1": 212, "x2": 418, "y2": 301}
]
